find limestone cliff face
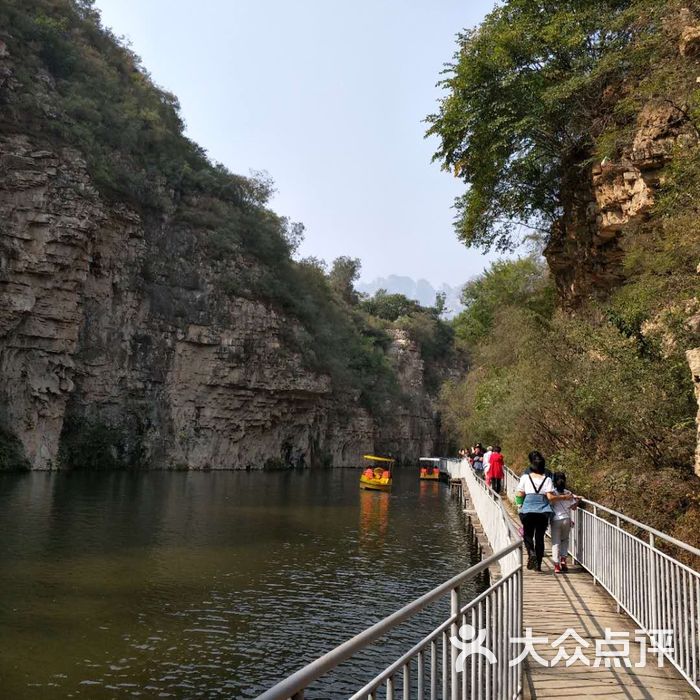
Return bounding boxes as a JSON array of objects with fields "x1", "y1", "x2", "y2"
[
  {"x1": 543, "y1": 26, "x2": 700, "y2": 475},
  {"x1": 0, "y1": 133, "x2": 439, "y2": 469},
  {"x1": 545, "y1": 102, "x2": 696, "y2": 303},
  {"x1": 374, "y1": 329, "x2": 438, "y2": 461}
]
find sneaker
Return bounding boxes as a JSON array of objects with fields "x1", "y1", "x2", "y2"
[
  {"x1": 560, "y1": 558, "x2": 568, "y2": 572},
  {"x1": 535, "y1": 561, "x2": 542, "y2": 572},
  {"x1": 554, "y1": 563, "x2": 561, "y2": 574},
  {"x1": 527, "y1": 555, "x2": 536, "y2": 570}
]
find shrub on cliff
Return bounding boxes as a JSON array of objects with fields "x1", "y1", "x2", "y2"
[{"x1": 442, "y1": 256, "x2": 699, "y2": 542}]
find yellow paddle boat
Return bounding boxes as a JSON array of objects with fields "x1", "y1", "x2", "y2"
[
  {"x1": 359, "y1": 454, "x2": 394, "y2": 491},
  {"x1": 419, "y1": 457, "x2": 440, "y2": 480}
]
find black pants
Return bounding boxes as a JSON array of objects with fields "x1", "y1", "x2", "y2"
[
  {"x1": 522, "y1": 512, "x2": 549, "y2": 563},
  {"x1": 491, "y1": 477, "x2": 502, "y2": 494}
]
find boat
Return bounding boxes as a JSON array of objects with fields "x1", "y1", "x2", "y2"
[
  {"x1": 359, "y1": 454, "x2": 394, "y2": 491},
  {"x1": 419, "y1": 457, "x2": 441, "y2": 480}
]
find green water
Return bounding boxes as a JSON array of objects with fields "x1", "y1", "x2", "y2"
[{"x1": 0, "y1": 468, "x2": 481, "y2": 698}]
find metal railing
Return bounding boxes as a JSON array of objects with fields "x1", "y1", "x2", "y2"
[
  {"x1": 261, "y1": 458, "x2": 700, "y2": 698},
  {"x1": 444, "y1": 460, "x2": 520, "y2": 577},
  {"x1": 258, "y1": 464, "x2": 523, "y2": 700},
  {"x1": 503, "y1": 467, "x2": 519, "y2": 503},
  {"x1": 504, "y1": 465, "x2": 700, "y2": 694}
]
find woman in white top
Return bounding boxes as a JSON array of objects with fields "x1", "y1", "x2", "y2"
[{"x1": 516, "y1": 451, "x2": 571, "y2": 571}]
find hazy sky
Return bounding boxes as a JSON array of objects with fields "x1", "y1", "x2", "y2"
[{"x1": 93, "y1": 1, "x2": 498, "y2": 288}]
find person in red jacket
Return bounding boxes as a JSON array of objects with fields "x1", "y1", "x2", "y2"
[{"x1": 488, "y1": 445, "x2": 505, "y2": 494}]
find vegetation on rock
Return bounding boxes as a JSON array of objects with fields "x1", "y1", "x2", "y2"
[
  {"x1": 432, "y1": 0, "x2": 700, "y2": 544},
  {"x1": 0, "y1": 0, "x2": 460, "y2": 467}
]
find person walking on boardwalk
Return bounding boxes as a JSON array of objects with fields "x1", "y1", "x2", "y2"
[
  {"x1": 487, "y1": 445, "x2": 505, "y2": 494},
  {"x1": 483, "y1": 445, "x2": 493, "y2": 483},
  {"x1": 550, "y1": 472, "x2": 578, "y2": 573},
  {"x1": 516, "y1": 451, "x2": 555, "y2": 571},
  {"x1": 472, "y1": 444, "x2": 484, "y2": 478}
]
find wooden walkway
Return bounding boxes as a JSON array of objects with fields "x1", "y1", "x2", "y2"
[
  {"x1": 520, "y1": 556, "x2": 696, "y2": 698},
  {"x1": 458, "y1": 477, "x2": 697, "y2": 698},
  {"x1": 498, "y1": 502, "x2": 697, "y2": 699}
]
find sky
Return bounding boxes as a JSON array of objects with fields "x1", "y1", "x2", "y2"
[{"x1": 93, "y1": 0, "x2": 499, "y2": 288}]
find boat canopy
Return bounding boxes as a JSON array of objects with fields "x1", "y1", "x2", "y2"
[
  {"x1": 419, "y1": 457, "x2": 440, "y2": 463},
  {"x1": 362, "y1": 454, "x2": 395, "y2": 463}
]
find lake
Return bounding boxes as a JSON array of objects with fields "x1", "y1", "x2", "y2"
[{"x1": 0, "y1": 468, "x2": 481, "y2": 698}]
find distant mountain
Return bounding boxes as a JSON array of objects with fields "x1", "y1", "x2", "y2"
[{"x1": 356, "y1": 275, "x2": 465, "y2": 318}]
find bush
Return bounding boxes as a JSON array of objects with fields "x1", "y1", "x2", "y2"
[
  {"x1": 0, "y1": 427, "x2": 30, "y2": 470},
  {"x1": 58, "y1": 416, "x2": 138, "y2": 470},
  {"x1": 441, "y1": 254, "x2": 699, "y2": 543}
]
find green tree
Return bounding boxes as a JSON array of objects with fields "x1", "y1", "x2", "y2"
[
  {"x1": 328, "y1": 256, "x2": 361, "y2": 304},
  {"x1": 453, "y1": 257, "x2": 554, "y2": 345},
  {"x1": 426, "y1": 0, "x2": 667, "y2": 252},
  {"x1": 359, "y1": 289, "x2": 422, "y2": 321},
  {"x1": 433, "y1": 292, "x2": 447, "y2": 318}
]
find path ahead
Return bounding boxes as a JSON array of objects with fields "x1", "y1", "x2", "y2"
[
  {"x1": 504, "y1": 504, "x2": 697, "y2": 699},
  {"x1": 520, "y1": 556, "x2": 696, "y2": 698}
]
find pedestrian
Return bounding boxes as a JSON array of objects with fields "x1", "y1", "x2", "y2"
[
  {"x1": 472, "y1": 443, "x2": 484, "y2": 478},
  {"x1": 483, "y1": 445, "x2": 493, "y2": 484},
  {"x1": 516, "y1": 450, "x2": 555, "y2": 572},
  {"x1": 488, "y1": 445, "x2": 505, "y2": 494},
  {"x1": 550, "y1": 472, "x2": 578, "y2": 574}
]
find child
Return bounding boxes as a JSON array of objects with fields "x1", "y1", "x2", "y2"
[{"x1": 550, "y1": 472, "x2": 578, "y2": 573}]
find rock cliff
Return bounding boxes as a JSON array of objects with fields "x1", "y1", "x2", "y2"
[
  {"x1": 545, "y1": 101, "x2": 697, "y2": 303},
  {"x1": 0, "y1": 132, "x2": 442, "y2": 469},
  {"x1": 543, "y1": 26, "x2": 700, "y2": 475},
  {"x1": 0, "y1": 28, "x2": 444, "y2": 470}
]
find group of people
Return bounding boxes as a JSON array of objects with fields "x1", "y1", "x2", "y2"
[
  {"x1": 515, "y1": 451, "x2": 578, "y2": 574},
  {"x1": 460, "y1": 445, "x2": 579, "y2": 575},
  {"x1": 459, "y1": 444, "x2": 506, "y2": 494}
]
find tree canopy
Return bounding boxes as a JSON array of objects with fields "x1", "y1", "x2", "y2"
[
  {"x1": 359, "y1": 289, "x2": 423, "y2": 322},
  {"x1": 426, "y1": 0, "x2": 667, "y2": 252},
  {"x1": 453, "y1": 257, "x2": 554, "y2": 346}
]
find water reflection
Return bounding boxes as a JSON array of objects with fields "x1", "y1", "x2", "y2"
[
  {"x1": 419, "y1": 479, "x2": 440, "y2": 499},
  {"x1": 358, "y1": 489, "x2": 390, "y2": 548}
]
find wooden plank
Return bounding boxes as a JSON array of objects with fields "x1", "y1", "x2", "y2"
[{"x1": 500, "y1": 504, "x2": 698, "y2": 699}]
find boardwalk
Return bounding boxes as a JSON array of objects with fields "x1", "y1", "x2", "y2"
[
  {"x1": 499, "y1": 504, "x2": 698, "y2": 699},
  {"x1": 520, "y1": 557, "x2": 696, "y2": 698},
  {"x1": 261, "y1": 462, "x2": 699, "y2": 699}
]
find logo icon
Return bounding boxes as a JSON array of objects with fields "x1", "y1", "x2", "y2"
[{"x1": 450, "y1": 623, "x2": 497, "y2": 671}]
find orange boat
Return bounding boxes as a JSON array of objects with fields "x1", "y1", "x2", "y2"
[{"x1": 419, "y1": 457, "x2": 440, "y2": 480}]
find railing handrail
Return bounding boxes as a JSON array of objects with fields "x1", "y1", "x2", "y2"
[
  {"x1": 456, "y1": 459, "x2": 522, "y2": 538},
  {"x1": 503, "y1": 466, "x2": 700, "y2": 559},
  {"x1": 349, "y1": 566, "x2": 521, "y2": 700},
  {"x1": 256, "y1": 542, "x2": 521, "y2": 700}
]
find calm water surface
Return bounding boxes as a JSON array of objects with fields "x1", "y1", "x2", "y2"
[{"x1": 0, "y1": 468, "x2": 482, "y2": 698}]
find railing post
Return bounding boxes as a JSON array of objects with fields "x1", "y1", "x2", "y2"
[
  {"x1": 592, "y1": 504, "x2": 598, "y2": 585},
  {"x1": 615, "y1": 516, "x2": 621, "y2": 613},
  {"x1": 649, "y1": 532, "x2": 657, "y2": 633},
  {"x1": 518, "y1": 547, "x2": 523, "y2": 697},
  {"x1": 451, "y1": 586, "x2": 460, "y2": 700}
]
